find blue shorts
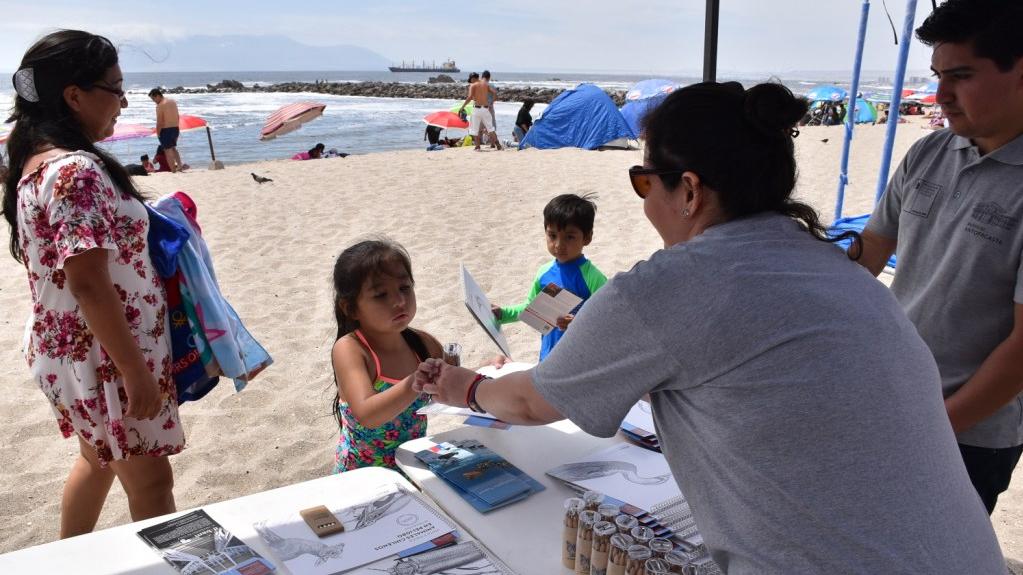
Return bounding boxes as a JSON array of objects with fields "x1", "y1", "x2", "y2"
[{"x1": 158, "y1": 127, "x2": 180, "y2": 148}]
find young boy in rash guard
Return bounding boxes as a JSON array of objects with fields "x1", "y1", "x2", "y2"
[{"x1": 492, "y1": 194, "x2": 607, "y2": 360}]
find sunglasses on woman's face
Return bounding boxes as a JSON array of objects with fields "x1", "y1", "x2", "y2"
[
  {"x1": 628, "y1": 165, "x2": 688, "y2": 199},
  {"x1": 91, "y1": 82, "x2": 127, "y2": 102}
]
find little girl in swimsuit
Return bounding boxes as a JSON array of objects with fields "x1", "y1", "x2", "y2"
[{"x1": 329, "y1": 239, "x2": 444, "y2": 472}]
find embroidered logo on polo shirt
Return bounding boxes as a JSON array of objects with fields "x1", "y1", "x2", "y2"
[
  {"x1": 971, "y1": 202, "x2": 1019, "y2": 230},
  {"x1": 965, "y1": 201, "x2": 1019, "y2": 245}
]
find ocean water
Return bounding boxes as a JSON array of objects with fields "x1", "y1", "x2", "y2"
[{"x1": 0, "y1": 70, "x2": 889, "y2": 168}]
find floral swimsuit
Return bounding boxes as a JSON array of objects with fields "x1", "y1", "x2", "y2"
[{"x1": 333, "y1": 329, "x2": 428, "y2": 472}]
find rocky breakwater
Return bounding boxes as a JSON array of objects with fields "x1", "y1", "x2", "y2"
[{"x1": 162, "y1": 80, "x2": 628, "y2": 106}]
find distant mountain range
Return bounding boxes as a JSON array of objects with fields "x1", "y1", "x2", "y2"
[{"x1": 116, "y1": 35, "x2": 391, "y2": 72}]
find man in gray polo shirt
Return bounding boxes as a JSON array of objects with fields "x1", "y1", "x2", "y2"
[{"x1": 857, "y1": 0, "x2": 1023, "y2": 513}]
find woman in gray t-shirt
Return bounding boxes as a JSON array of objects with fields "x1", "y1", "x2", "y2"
[{"x1": 415, "y1": 82, "x2": 1004, "y2": 574}]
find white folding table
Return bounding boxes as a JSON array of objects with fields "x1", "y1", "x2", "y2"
[
  {"x1": 0, "y1": 466, "x2": 484, "y2": 575},
  {"x1": 396, "y1": 421, "x2": 622, "y2": 574}
]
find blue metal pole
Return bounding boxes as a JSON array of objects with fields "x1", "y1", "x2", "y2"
[
  {"x1": 835, "y1": 0, "x2": 871, "y2": 222},
  {"x1": 875, "y1": 0, "x2": 919, "y2": 203}
]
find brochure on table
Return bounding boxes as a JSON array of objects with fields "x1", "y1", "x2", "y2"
[
  {"x1": 416, "y1": 439, "x2": 546, "y2": 513},
  {"x1": 137, "y1": 509, "x2": 275, "y2": 575},
  {"x1": 547, "y1": 443, "x2": 678, "y2": 513},
  {"x1": 347, "y1": 540, "x2": 515, "y2": 574},
  {"x1": 460, "y1": 264, "x2": 513, "y2": 358},
  {"x1": 253, "y1": 485, "x2": 455, "y2": 574}
]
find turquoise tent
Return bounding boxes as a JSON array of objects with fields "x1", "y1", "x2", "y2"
[{"x1": 844, "y1": 97, "x2": 877, "y2": 124}]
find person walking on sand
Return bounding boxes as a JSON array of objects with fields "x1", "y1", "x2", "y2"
[
  {"x1": 3, "y1": 30, "x2": 186, "y2": 539},
  {"x1": 458, "y1": 71, "x2": 501, "y2": 151},
  {"x1": 148, "y1": 88, "x2": 182, "y2": 172}
]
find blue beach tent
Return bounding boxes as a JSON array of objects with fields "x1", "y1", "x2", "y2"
[
  {"x1": 620, "y1": 79, "x2": 677, "y2": 137},
  {"x1": 520, "y1": 84, "x2": 636, "y2": 150},
  {"x1": 621, "y1": 97, "x2": 666, "y2": 138}
]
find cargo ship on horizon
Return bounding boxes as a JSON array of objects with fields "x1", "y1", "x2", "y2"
[{"x1": 388, "y1": 59, "x2": 460, "y2": 73}]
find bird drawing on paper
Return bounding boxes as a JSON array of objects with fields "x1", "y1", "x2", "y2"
[
  {"x1": 251, "y1": 172, "x2": 273, "y2": 184},
  {"x1": 552, "y1": 461, "x2": 671, "y2": 485}
]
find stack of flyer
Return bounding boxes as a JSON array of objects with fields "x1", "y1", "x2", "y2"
[
  {"x1": 416, "y1": 439, "x2": 545, "y2": 513},
  {"x1": 546, "y1": 443, "x2": 702, "y2": 544},
  {"x1": 137, "y1": 510, "x2": 276, "y2": 575}
]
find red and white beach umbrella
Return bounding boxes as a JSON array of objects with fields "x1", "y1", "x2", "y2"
[
  {"x1": 423, "y1": 111, "x2": 469, "y2": 130},
  {"x1": 178, "y1": 114, "x2": 208, "y2": 132},
  {"x1": 101, "y1": 123, "x2": 156, "y2": 143},
  {"x1": 260, "y1": 102, "x2": 326, "y2": 141}
]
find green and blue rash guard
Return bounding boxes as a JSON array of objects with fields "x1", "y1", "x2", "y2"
[{"x1": 499, "y1": 255, "x2": 608, "y2": 360}]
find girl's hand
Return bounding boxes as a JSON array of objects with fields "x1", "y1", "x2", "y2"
[
  {"x1": 123, "y1": 367, "x2": 163, "y2": 420},
  {"x1": 415, "y1": 361, "x2": 477, "y2": 408},
  {"x1": 413, "y1": 358, "x2": 444, "y2": 394},
  {"x1": 491, "y1": 305, "x2": 503, "y2": 320},
  {"x1": 488, "y1": 355, "x2": 509, "y2": 368}
]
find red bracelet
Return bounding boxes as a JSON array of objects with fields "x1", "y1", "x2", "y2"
[{"x1": 465, "y1": 373, "x2": 490, "y2": 413}]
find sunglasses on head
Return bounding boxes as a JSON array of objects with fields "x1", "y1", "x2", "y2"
[{"x1": 628, "y1": 165, "x2": 688, "y2": 199}]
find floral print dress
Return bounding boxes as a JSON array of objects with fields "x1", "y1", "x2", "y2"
[
  {"x1": 17, "y1": 151, "x2": 185, "y2": 465},
  {"x1": 333, "y1": 330, "x2": 428, "y2": 472}
]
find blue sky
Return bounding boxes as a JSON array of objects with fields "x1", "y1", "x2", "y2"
[{"x1": 1, "y1": 0, "x2": 938, "y2": 75}]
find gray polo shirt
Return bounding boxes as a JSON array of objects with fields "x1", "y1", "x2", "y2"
[
  {"x1": 533, "y1": 214, "x2": 1002, "y2": 574},
  {"x1": 867, "y1": 129, "x2": 1023, "y2": 449}
]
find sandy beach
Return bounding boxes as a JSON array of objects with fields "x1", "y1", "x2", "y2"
[{"x1": 1, "y1": 118, "x2": 1020, "y2": 568}]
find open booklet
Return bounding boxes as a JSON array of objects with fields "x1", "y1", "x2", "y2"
[
  {"x1": 520, "y1": 282, "x2": 583, "y2": 335},
  {"x1": 253, "y1": 485, "x2": 455, "y2": 574}
]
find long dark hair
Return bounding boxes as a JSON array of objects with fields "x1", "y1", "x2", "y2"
[
  {"x1": 329, "y1": 238, "x2": 415, "y2": 428},
  {"x1": 643, "y1": 81, "x2": 859, "y2": 248},
  {"x1": 2, "y1": 30, "x2": 145, "y2": 263}
]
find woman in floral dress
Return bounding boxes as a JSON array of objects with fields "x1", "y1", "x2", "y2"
[{"x1": 1, "y1": 31, "x2": 185, "y2": 537}]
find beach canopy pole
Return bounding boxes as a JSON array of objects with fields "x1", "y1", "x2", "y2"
[
  {"x1": 835, "y1": 0, "x2": 871, "y2": 221},
  {"x1": 875, "y1": 0, "x2": 919, "y2": 202},
  {"x1": 206, "y1": 126, "x2": 224, "y2": 170},
  {"x1": 703, "y1": 0, "x2": 720, "y2": 82}
]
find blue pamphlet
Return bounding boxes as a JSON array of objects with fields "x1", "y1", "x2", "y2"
[{"x1": 415, "y1": 439, "x2": 544, "y2": 513}]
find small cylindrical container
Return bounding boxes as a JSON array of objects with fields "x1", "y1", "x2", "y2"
[
  {"x1": 443, "y1": 343, "x2": 461, "y2": 366},
  {"x1": 663, "y1": 549, "x2": 699, "y2": 574},
  {"x1": 648, "y1": 538, "x2": 673, "y2": 559},
  {"x1": 614, "y1": 514, "x2": 639, "y2": 534},
  {"x1": 563, "y1": 498, "x2": 585, "y2": 569},
  {"x1": 625, "y1": 545, "x2": 652, "y2": 575},
  {"x1": 575, "y1": 510, "x2": 599, "y2": 575},
  {"x1": 582, "y1": 490, "x2": 603, "y2": 512},
  {"x1": 643, "y1": 558, "x2": 671, "y2": 575},
  {"x1": 606, "y1": 533, "x2": 634, "y2": 575},
  {"x1": 589, "y1": 521, "x2": 616, "y2": 575},
  {"x1": 630, "y1": 526, "x2": 655, "y2": 546},
  {"x1": 597, "y1": 503, "x2": 621, "y2": 523}
]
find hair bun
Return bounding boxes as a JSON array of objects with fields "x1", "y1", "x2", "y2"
[{"x1": 743, "y1": 83, "x2": 808, "y2": 137}]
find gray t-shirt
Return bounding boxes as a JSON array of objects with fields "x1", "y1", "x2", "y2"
[
  {"x1": 533, "y1": 213, "x2": 1003, "y2": 574},
  {"x1": 867, "y1": 129, "x2": 1023, "y2": 448}
]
